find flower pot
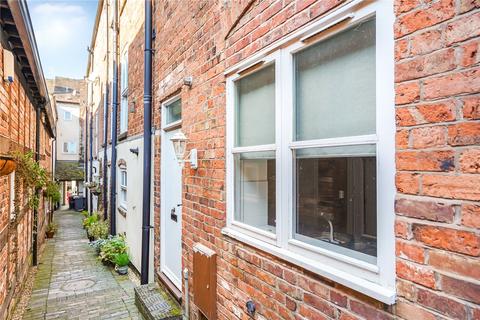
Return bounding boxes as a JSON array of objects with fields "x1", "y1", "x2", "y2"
[
  {"x1": 46, "y1": 231, "x2": 55, "y2": 238},
  {"x1": 116, "y1": 265, "x2": 128, "y2": 275}
]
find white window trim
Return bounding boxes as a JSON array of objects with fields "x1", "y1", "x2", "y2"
[
  {"x1": 10, "y1": 172, "x2": 15, "y2": 220},
  {"x1": 162, "y1": 95, "x2": 182, "y2": 129},
  {"x1": 224, "y1": 0, "x2": 395, "y2": 304},
  {"x1": 119, "y1": 169, "x2": 127, "y2": 209},
  {"x1": 120, "y1": 51, "x2": 129, "y2": 134}
]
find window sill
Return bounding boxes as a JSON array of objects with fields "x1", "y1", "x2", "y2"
[
  {"x1": 118, "y1": 206, "x2": 127, "y2": 217},
  {"x1": 118, "y1": 131, "x2": 128, "y2": 141},
  {"x1": 221, "y1": 227, "x2": 396, "y2": 305}
]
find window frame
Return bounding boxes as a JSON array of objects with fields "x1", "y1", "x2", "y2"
[
  {"x1": 162, "y1": 95, "x2": 182, "y2": 129},
  {"x1": 224, "y1": 0, "x2": 395, "y2": 304},
  {"x1": 120, "y1": 51, "x2": 129, "y2": 133},
  {"x1": 119, "y1": 168, "x2": 127, "y2": 209}
]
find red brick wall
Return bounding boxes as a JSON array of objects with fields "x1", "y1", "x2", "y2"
[
  {"x1": 149, "y1": 0, "x2": 480, "y2": 319},
  {"x1": 0, "y1": 44, "x2": 53, "y2": 319}
]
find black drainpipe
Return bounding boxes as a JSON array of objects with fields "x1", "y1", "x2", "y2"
[
  {"x1": 85, "y1": 109, "x2": 89, "y2": 212},
  {"x1": 33, "y1": 105, "x2": 40, "y2": 266},
  {"x1": 110, "y1": 0, "x2": 119, "y2": 236},
  {"x1": 103, "y1": 88, "x2": 109, "y2": 220},
  {"x1": 141, "y1": 0, "x2": 153, "y2": 285},
  {"x1": 89, "y1": 110, "x2": 93, "y2": 215}
]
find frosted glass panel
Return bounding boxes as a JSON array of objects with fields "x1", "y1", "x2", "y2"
[
  {"x1": 295, "y1": 19, "x2": 376, "y2": 141},
  {"x1": 235, "y1": 64, "x2": 275, "y2": 147},
  {"x1": 234, "y1": 151, "x2": 276, "y2": 233}
]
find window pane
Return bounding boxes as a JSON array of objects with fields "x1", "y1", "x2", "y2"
[
  {"x1": 120, "y1": 97, "x2": 128, "y2": 133},
  {"x1": 235, "y1": 151, "x2": 276, "y2": 233},
  {"x1": 166, "y1": 98, "x2": 181, "y2": 124},
  {"x1": 235, "y1": 64, "x2": 275, "y2": 147},
  {"x1": 294, "y1": 19, "x2": 376, "y2": 141},
  {"x1": 294, "y1": 145, "x2": 377, "y2": 263}
]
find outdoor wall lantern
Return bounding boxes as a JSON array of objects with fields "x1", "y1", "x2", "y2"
[{"x1": 170, "y1": 131, "x2": 197, "y2": 169}]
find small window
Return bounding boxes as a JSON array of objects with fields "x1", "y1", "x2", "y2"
[
  {"x1": 165, "y1": 98, "x2": 181, "y2": 125},
  {"x1": 63, "y1": 142, "x2": 76, "y2": 154},
  {"x1": 120, "y1": 52, "x2": 129, "y2": 133},
  {"x1": 120, "y1": 169, "x2": 127, "y2": 209},
  {"x1": 10, "y1": 172, "x2": 15, "y2": 220},
  {"x1": 64, "y1": 110, "x2": 72, "y2": 121}
]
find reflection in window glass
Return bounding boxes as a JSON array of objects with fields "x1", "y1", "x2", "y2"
[
  {"x1": 235, "y1": 64, "x2": 275, "y2": 147},
  {"x1": 295, "y1": 19, "x2": 376, "y2": 141},
  {"x1": 294, "y1": 145, "x2": 377, "y2": 263},
  {"x1": 235, "y1": 151, "x2": 276, "y2": 233},
  {"x1": 166, "y1": 98, "x2": 182, "y2": 125}
]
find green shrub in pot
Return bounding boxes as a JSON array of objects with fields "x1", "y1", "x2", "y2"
[{"x1": 114, "y1": 253, "x2": 130, "y2": 275}]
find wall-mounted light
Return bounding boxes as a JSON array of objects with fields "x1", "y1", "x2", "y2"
[
  {"x1": 170, "y1": 130, "x2": 197, "y2": 169},
  {"x1": 183, "y1": 76, "x2": 193, "y2": 88}
]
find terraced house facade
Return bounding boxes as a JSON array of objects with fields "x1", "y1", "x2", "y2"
[
  {"x1": 0, "y1": 0, "x2": 56, "y2": 318},
  {"x1": 85, "y1": 0, "x2": 480, "y2": 319}
]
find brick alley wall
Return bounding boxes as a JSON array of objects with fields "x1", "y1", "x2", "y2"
[
  {"x1": 0, "y1": 44, "x2": 54, "y2": 320},
  {"x1": 147, "y1": 0, "x2": 480, "y2": 319},
  {"x1": 393, "y1": 1, "x2": 480, "y2": 318}
]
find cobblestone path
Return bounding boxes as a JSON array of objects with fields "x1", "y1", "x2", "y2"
[{"x1": 22, "y1": 210, "x2": 143, "y2": 320}]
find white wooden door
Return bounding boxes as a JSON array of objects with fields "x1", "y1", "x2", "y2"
[{"x1": 160, "y1": 128, "x2": 183, "y2": 289}]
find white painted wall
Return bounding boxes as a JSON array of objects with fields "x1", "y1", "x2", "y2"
[
  {"x1": 115, "y1": 137, "x2": 144, "y2": 272},
  {"x1": 56, "y1": 102, "x2": 81, "y2": 161}
]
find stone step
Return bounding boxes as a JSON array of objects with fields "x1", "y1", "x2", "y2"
[{"x1": 134, "y1": 283, "x2": 183, "y2": 320}]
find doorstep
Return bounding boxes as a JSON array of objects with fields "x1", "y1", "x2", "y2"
[{"x1": 134, "y1": 283, "x2": 183, "y2": 320}]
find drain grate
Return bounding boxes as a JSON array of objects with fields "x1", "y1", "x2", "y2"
[
  {"x1": 60, "y1": 279, "x2": 96, "y2": 291},
  {"x1": 134, "y1": 283, "x2": 182, "y2": 320}
]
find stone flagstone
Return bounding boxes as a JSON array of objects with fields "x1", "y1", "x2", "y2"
[{"x1": 22, "y1": 209, "x2": 144, "y2": 320}]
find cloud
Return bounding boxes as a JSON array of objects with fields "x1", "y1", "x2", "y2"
[{"x1": 29, "y1": 1, "x2": 95, "y2": 79}]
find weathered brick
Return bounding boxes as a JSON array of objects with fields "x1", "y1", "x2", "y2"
[
  {"x1": 461, "y1": 204, "x2": 480, "y2": 228},
  {"x1": 423, "y1": 68, "x2": 480, "y2": 100},
  {"x1": 411, "y1": 126, "x2": 446, "y2": 149},
  {"x1": 396, "y1": 150, "x2": 455, "y2": 172},
  {"x1": 422, "y1": 174, "x2": 480, "y2": 201},
  {"x1": 396, "y1": 260, "x2": 436, "y2": 288},
  {"x1": 395, "y1": 301, "x2": 436, "y2": 320},
  {"x1": 396, "y1": 172, "x2": 420, "y2": 194},
  {"x1": 395, "y1": 0, "x2": 455, "y2": 37},
  {"x1": 412, "y1": 224, "x2": 480, "y2": 256},
  {"x1": 460, "y1": 39, "x2": 480, "y2": 67},
  {"x1": 395, "y1": 197, "x2": 454, "y2": 222},
  {"x1": 448, "y1": 122, "x2": 480, "y2": 146},
  {"x1": 429, "y1": 250, "x2": 480, "y2": 279},
  {"x1": 459, "y1": 149, "x2": 480, "y2": 173},
  {"x1": 462, "y1": 96, "x2": 480, "y2": 120},
  {"x1": 396, "y1": 240, "x2": 425, "y2": 263},
  {"x1": 445, "y1": 11, "x2": 480, "y2": 44},
  {"x1": 410, "y1": 29, "x2": 443, "y2": 55},
  {"x1": 395, "y1": 82, "x2": 420, "y2": 105},
  {"x1": 441, "y1": 275, "x2": 480, "y2": 304},
  {"x1": 417, "y1": 288, "x2": 467, "y2": 319},
  {"x1": 395, "y1": 48, "x2": 456, "y2": 82}
]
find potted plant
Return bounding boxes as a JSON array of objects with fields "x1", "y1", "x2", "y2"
[
  {"x1": 99, "y1": 235, "x2": 127, "y2": 266},
  {"x1": 46, "y1": 222, "x2": 58, "y2": 238},
  {"x1": 114, "y1": 253, "x2": 130, "y2": 275}
]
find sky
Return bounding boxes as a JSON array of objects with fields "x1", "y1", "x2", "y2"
[{"x1": 27, "y1": 0, "x2": 98, "y2": 80}]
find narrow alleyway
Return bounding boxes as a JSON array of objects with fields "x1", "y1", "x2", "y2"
[{"x1": 22, "y1": 210, "x2": 143, "y2": 320}]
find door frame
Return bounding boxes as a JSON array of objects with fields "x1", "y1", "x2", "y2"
[{"x1": 160, "y1": 95, "x2": 183, "y2": 290}]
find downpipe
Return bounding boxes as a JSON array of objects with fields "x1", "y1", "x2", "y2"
[
  {"x1": 141, "y1": 0, "x2": 153, "y2": 285},
  {"x1": 183, "y1": 268, "x2": 189, "y2": 320}
]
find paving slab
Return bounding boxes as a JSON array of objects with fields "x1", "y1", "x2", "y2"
[{"x1": 22, "y1": 209, "x2": 144, "y2": 320}]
